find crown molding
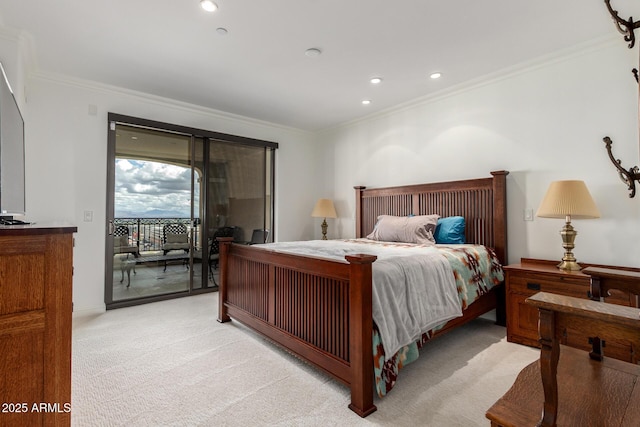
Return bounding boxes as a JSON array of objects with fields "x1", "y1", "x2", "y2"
[
  {"x1": 28, "y1": 69, "x2": 311, "y2": 137},
  {"x1": 0, "y1": 27, "x2": 37, "y2": 66},
  {"x1": 0, "y1": 26, "x2": 21, "y2": 42}
]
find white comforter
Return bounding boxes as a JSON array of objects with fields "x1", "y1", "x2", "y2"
[{"x1": 257, "y1": 239, "x2": 462, "y2": 360}]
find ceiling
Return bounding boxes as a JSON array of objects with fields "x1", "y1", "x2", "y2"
[{"x1": 0, "y1": 1, "x2": 635, "y2": 131}]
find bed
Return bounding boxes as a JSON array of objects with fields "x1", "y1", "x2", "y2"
[{"x1": 217, "y1": 171, "x2": 509, "y2": 417}]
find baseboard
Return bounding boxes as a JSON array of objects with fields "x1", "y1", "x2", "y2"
[{"x1": 72, "y1": 305, "x2": 106, "y2": 319}]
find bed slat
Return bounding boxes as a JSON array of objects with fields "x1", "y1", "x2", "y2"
[{"x1": 273, "y1": 268, "x2": 350, "y2": 361}]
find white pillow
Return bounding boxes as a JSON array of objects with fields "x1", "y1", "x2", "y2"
[{"x1": 367, "y1": 214, "x2": 439, "y2": 244}]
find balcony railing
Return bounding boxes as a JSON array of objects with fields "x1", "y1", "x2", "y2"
[{"x1": 114, "y1": 217, "x2": 202, "y2": 254}]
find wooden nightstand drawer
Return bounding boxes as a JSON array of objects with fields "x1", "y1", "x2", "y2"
[
  {"x1": 509, "y1": 272, "x2": 633, "y2": 306},
  {"x1": 509, "y1": 273, "x2": 586, "y2": 299}
]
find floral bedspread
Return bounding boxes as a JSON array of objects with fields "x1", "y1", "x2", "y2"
[{"x1": 370, "y1": 243, "x2": 504, "y2": 397}]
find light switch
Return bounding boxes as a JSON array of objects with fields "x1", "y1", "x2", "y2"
[
  {"x1": 83, "y1": 210, "x2": 93, "y2": 222},
  {"x1": 523, "y1": 209, "x2": 534, "y2": 221}
]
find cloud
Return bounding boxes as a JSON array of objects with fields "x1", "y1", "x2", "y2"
[{"x1": 115, "y1": 159, "x2": 200, "y2": 218}]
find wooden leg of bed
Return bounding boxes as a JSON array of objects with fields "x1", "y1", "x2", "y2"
[
  {"x1": 217, "y1": 238, "x2": 233, "y2": 323},
  {"x1": 346, "y1": 254, "x2": 377, "y2": 417}
]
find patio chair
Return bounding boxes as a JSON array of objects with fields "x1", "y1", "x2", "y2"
[
  {"x1": 113, "y1": 225, "x2": 139, "y2": 257},
  {"x1": 113, "y1": 225, "x2": 138, "y2": 284},
  {"x1": 209, "y1": 226, "x2": 237, "y2": 285},
  {"x1": 249, "y1": 228, "x2": 269, "y2": 244},
  {"x1": 162, "y1": 223, "x2": 190, "y2": 255}
]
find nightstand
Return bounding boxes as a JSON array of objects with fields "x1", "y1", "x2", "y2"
[{"x1": 505, "y1": 258, "x2": 638, "y2": 362}]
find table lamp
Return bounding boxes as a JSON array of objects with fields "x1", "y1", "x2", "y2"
[
  {"x1": 536, "y1": 180, "x2": 600, "y2": 271},
  {"x1": 311, "y1": 198, "x2": 337, "y2": 240}
]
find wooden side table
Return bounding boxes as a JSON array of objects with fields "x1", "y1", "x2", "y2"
[
  {"x1": 505, "y1": 259, "x2": 591, "y2": 348},
  {"x1": 504, "y1": 259, "x2": 638, "y2": 362}
]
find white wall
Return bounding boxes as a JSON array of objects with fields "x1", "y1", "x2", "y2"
[
  {"x1": 0, "y1": 24, "x2": 323, "y2": 313},
  {"x1": 320, "y1": 38, "x2": 640, "y2": 269},
  {"x1": 0, "y1": 29, "x2": 27, "y2": 111},
  {"x1": 22, "y1": 76, "x2": 320, "y2": 313}
]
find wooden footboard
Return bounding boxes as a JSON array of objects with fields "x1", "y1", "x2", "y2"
[{"x1": 217, "y1": 239, "x2": 378, "y2": 417}]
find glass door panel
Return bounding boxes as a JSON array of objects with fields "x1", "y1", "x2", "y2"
[
  {"x1": 191, "y1": 136, "x2": 207, "y2": 291},
  {"x1": 206, "y1": 141, "x2": 273, "y2": 285},
  {"x1": 108, "y1": 125, "x2": 194, "y2": 306}
]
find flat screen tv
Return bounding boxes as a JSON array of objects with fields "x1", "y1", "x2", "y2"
[{"x1": 0, "y1": 62, "x2": 26, "y2": 221}]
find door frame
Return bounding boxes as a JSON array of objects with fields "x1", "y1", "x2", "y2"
[{"x1": 105, "y1": 113, "x2": 278, "y2": 309}]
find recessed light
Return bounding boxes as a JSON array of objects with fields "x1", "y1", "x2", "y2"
[
  {"x1": 430, "y1": 72, "x2": 442, "y2": 79},
  {"x1": 370, "y1": 77, "x2": 383, "y2": 84},
  {"x1": 200, "y1": 0, "x2": 218, "y2": 12},
  {"x1": 362, "y1": 100, "x2": 371, "y2": 105},
  {"x1": 305, "y1": 48, "x2": 322, "y2": 57},
  {"x1": 216, "y1": 27, "x2": 228, "y2": 35}
]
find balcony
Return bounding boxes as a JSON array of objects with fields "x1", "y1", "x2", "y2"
[
  {"x1": 113, "y1": 217, "x2": 203, "y2": 255},
  {"x1": 112, "y1": 217, "x2": 211, "y2": 302}
]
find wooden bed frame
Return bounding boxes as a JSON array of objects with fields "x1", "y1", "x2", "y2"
[{"x1": 217, "y1": 170, "x2": 509, "y2": 417}]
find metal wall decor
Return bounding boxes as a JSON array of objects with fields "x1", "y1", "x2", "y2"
[{"x1": 603, "y1": 0, "x2": 640, "y2": 197}]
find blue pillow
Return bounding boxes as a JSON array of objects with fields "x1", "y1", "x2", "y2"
[{"x1": 434, "y1": 216, "x2": 465, "y2": 244}]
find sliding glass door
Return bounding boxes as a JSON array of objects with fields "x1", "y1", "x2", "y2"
[
  {"x1": 105, "y1": 114, "x2": 276, "y2": 309},
  {"x1": 106, "y1": 124, "x2": 201, "y2": 307},
  {"x1": 207, "y1": 141, "x2": 272, "y2": 243}
]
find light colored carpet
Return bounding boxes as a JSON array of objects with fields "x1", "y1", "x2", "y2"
[{"x1": 72, "y1": 293, "x2": 539, "y2": 426}]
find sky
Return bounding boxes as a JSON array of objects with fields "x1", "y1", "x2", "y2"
[{"x1": 114, "y1": 159, "x2": 200, "y2": 218}]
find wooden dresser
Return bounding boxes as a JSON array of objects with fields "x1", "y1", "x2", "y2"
[
  {"x1": 505, "y1": 258, "x2": 640, "y2": 362},
  {"x1": 0, "y1": 224, "x2": 76, "y2": 426}
]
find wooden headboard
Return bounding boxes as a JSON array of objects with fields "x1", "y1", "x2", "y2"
[{"x1": 354, "y1": 170, "x2": 509, "y2": 264}]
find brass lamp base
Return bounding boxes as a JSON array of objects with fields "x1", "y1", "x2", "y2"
[
  {"x1": 321, "y1": 218, "x2": 328, "y2": 240},
  {"x1": 557, "y1": 218, "x2": 582, "y2": 271},
  {"x1": 557, "y1": 259, "x2": 582, "y2": 271}
]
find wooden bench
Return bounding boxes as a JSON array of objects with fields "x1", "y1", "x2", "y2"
[{"x1": 486, "y1": 268, "x2": 640, "y2": 426}]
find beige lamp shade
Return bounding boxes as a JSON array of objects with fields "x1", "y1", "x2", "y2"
[
  {"x1": 536, "y1": 180, "x2": 600, "y2": 219},
  {"x1": 311, "y1": 199, "x2": 337, "y2": 218},
  {"x1": 536, "y1": 180, "x2": 599, "y2": 271}
]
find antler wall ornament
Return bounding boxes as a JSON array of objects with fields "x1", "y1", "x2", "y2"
[
  {"x1": 603, "y1": 0, "x2": 640, "y2": 198},
  {"x1": 603, "y1": 137, "x2": 640, "y2": 197},
  {"x1": 605, "y1": 0, "x2": 640, "y2": 47}
]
